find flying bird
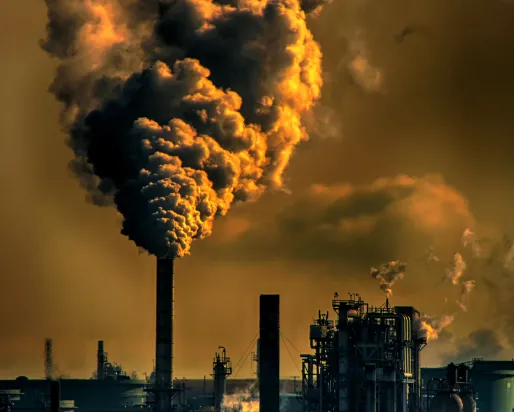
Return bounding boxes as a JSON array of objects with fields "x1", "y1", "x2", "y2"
[{"x1": 394, "y1": 26, "x2": 416, "y2": 43}]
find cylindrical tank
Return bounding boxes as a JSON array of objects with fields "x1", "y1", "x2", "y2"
[
  {"x1": 429, "y1": 391, "x2": 463, "y2": 412},
  {"x1": 460, "y1": 393, "x2": 476, "y2": 412},
  {"x1": 471, "y1": 360, "x2": 514, "y2": 412}
]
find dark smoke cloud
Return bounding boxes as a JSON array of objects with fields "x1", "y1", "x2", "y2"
[
  {"x1": 207, "y1": 174, "x2": 474, "y2": 267},
  {"x1": 42, "y1": 0, "x2": 329, "y2": 258},
  {"x1": 442, "y1": 328, "x2": 507, "y2": 364}
]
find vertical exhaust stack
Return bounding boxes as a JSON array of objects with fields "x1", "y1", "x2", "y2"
[
  {"x1": 155, "y1": 258, "x2": 174, "y2": 412},
  {"x1": 44, "y1": 338, "x2": 54, "y2": 380},
  {"x1": 97, "y1": 340, "x2": 105, "y2": 380},
  {"x1": 259, "y1": 294, "x2": 280, "y2": 412},
  {"x1": 50, "y1": 380, "x2": 60, "y2": 412}
]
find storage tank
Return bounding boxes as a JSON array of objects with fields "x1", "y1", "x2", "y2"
[
  {"x1": 429, "y1": 391, "x2": 463, "y2": 412},
  {"x1": 471, "y1": 360, "x2": 514, "y2": 412},
  {"x1": 460, "y1": 392, "x2": 476, "y2": 412}
]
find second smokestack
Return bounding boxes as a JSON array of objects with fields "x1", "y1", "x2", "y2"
[
  {"x1": 259, "y1": 294, "x2": 280, "y2": 412},
  {"x1": 155, "y1": 258, "x2": 174, "y2": 412},
  {"x1": 50, "y1": 380, "x2": 60, "y2": 412},
  {"x1": 97, "y1": 340, "x2": 105, "y2": 380}
]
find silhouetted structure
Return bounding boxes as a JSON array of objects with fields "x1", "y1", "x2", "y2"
[
  {"x1": 50, "y1": 380, "x2": 60, "y2": 412},
  {"x1": 259, "y1": 294, "x2": 280, "y2": 412},
  {"x1": 96, "y1": 341, "x2": 105, "y2": 381},
  {"x1": 44, "y1": 339, "x2": 54, "y2": 380},
  {"x1": 151, "y1": 258, "x2": 175, "y2": 412},
  {"x1": 211, "y1": 347, "x2": 232, "y2": 411}
]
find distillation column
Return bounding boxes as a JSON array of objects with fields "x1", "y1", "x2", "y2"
[{"x1": 212, "y1": 347, "x2": 232, "y2": 411}]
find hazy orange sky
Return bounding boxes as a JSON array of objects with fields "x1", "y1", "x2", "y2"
[{"x1": 2, "y1": 0, "x2": 514, "y2": 380}]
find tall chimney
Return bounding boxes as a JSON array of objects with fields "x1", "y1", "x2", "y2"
[
  {"x1": 259, "y1": 294, "x2": 280, "y2": 412},
  {"x1": 97, "y1": 340, "x2": 105, "y2": 380},
  {"x1": 155, "y1": 258, "x2": 174, "y2": 412},
  {"x1": 44, "y1": 338, "x2": 54, "y2": 380},
  {"x1": 50, "y1": 380, "x2": 60, "y2": 412}
]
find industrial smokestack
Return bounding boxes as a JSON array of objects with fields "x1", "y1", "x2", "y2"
[
  {"x1": 155, "y1": 258, "x2": 174, "y2": 412},
  {"x1": 44, "y1": 338, "x2": 54, "y2": 380},
  {"x1": 50, "y1": 380, "x2": 60, "y2": 412},
  {"x1": 97, "y1": 340, "x2": 105, "y2": 380},
  {"x1": 259, "y1": 294, "x2": 280, "y2": 412}
]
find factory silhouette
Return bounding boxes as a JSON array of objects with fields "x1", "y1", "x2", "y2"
[
  {"x1": 20, "y1": 0, "x2": 512, "y2": 410},
  {"x1": 0, "y1": 257, "x2": 512, "y2": 411}
]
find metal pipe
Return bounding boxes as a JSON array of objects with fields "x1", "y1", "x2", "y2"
[
  {"x1": 413, "y1": 341, "x2": 421, "y2": 410},
  {"x1": 155, "y1": 258, "x2": 174, "y2": 412},
  {"x1": 319, "y1": 367, "x2": 323, "y2": 412},
  {"x1": 259, "y1": 294, "x2": 280, "y2": 412}
]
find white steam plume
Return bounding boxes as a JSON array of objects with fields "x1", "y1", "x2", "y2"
[{"x1": 42, "y1": 0, "x2": 330, "y2": 258}]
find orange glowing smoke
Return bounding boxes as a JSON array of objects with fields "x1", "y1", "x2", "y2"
[{"x1": 415, "y1": 314, "x2": 454, "y2": 342}]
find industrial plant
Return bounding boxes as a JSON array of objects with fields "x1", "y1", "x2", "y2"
[{"x1": 1, "y1": 258, "x2": 513, "y2": 412}]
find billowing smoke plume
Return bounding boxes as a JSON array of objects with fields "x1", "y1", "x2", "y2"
[
  {"x1": 444, "y1": 252, "x2": 466, "y2": 286},
  {"x1": 415, "y1": 313, "x2": 454, "y2": 342},
  {"x1": 370, "y1": 260, "x2": 406, "y2": 297},
  {"x1": 42, "y1": 0, "x2": 329, "y2": 258},
  {"x1": 456, "y1": 280, "x2": 476, "y2": 313}
]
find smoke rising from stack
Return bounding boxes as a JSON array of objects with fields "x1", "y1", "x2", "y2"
[
  {"x1": 370, "y1": 260, "x2": 406, "y2": 297},
  {"x1": 415, "y1": 313, "x2": 454, "y2": 342},
  {"x1": 42, "y1": 0, "x2": 330, "y2": 258}
]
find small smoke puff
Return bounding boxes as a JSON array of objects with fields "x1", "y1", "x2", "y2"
[
  {"x1": 461, "y1": 227, "x2": 489, "y2": 258},
  {"x1": 456, "y1": 280, "x2": 476, "y2": 312},
  {"x1": 504, "y1": 244, "x2": 514, "y2": 271},
  {"x1": 43, "y1": 0, "x2": 330, "y2": 258},
  {"x1": 371, "y1": 260, "x2": 406, "y2": 297},
  {"x1": 445, "y1": 252, "x2": 466, "y2": 286},
  {"x1": 348, "y1": 53, "x2": 383, "y2": 93},
  {"x1": 415, "y1": 313, "x2": 454, "y2": 341},
  {"x1": 420, "y1": 246, "x2": 440, "y2": 267}
]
